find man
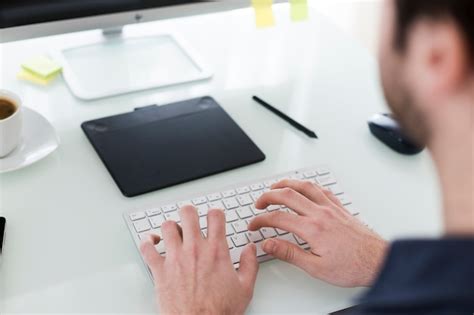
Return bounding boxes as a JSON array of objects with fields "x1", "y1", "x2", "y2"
[{"x1": 140, "y1": 0, "x2": 474, "y2": 313}]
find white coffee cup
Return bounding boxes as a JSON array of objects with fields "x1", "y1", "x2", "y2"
[{"x1": 0, "y1": 90, "x2": 23, "y2": 158}]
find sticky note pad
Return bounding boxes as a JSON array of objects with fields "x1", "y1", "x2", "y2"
[
  {"x1": 21, "y1": 56, "x2": 62, "y2": 80},
  {"x1": 17, "y1": 69, "x2": 59, "y2": 85},
  {"x1": 290, "y1": 0, "x2": 309, "y2": 21},
  {"x1": 252, "y1": 0, "x2": 275, "y2": 28}
]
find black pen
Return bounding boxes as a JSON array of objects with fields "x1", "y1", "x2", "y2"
[{"x1": 252, "y1": 96, "x2": 318, "y2": 139}]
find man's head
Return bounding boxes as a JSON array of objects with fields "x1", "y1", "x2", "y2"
[{"x1": 379, "y1": 0, "x2": 474, "y2": 146}]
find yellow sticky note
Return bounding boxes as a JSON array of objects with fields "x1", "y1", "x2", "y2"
[
  {"x1": 290, "y1": 0, "x2": 309, "y2": 21},
  {"x1": 252, "y1": 0, "x2": 275, "y2": 28},
  {"x1": 21, "y1": 56, "x2": 62, "y2": 80},
  {"x1": 17, "y1": 69, "x2": 58, "y2": 85}
]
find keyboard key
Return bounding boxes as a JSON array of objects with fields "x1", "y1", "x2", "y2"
[
  {"x1": 316, "y1": 167, "x2": 330, "y2": 176},
  {"x1": 267, "y1": 205, "x2": 280, "y2": 212},
  {"x1": 226, "y1": 223, "x2": 235, "y2": 236},
  {"x1": 130, "y1": 211, "x2": 146, "y2": 221},
  {"x1": 150, "y1": 215, "x2": 165, "y2": 228},
  {"x1": 162, "y1": 204, "x2": 177, "y2": 213},
  {"x1": 261, "y1": 227, "x2": 277, "y2": 238},
  {"x1": 328, "y1": 183, "x2": 344, "y2": 195},
  {"x1": 236, "y1": 186, "x2": 250, "y2": 194},
  {"x1": 199, "y1": 217, "x2": 208, "y2": 229},
  {"x1": 223, "y1": 198, "x2": 239, "y2": 209},
  {"x1": 192, "y1": 196, "x2": 207, "y2": 205},
  {"x1": 317, "y1": 175, "x2": 337, "y2": 186},
  {"x1": 345, "y1": 204, "x2": 359, "y2": 215},
  {"x1": 250, "y1": 205, "x2": 264, "y2": 215},
  {"x1": 230, "y1": 246, "x2": 244, "y2": 263},
  {"x1": 246, "y1": 231, "x2": 264, "y2": 242},
  {"x1": 133, "y1": 219, "x2": 151, "y2": 233},
  {"x1": 250, "y1": 183, "x2": 264, "y2": 191},
  {"x1": 337, "y1": 194, "x2": 352, "y2": 206},
  {"x1": 177, "y1": 200, "x2": 192, "y2": 208},
  {"x1": 231, "y1": 234, "x2": 249, "y2": 247},
  {"x1": 222, "y1": 189, "x2": 236, "y2": 198},
  {"x1": 354, "y1": 214, "x2": 370, "y2": 227},
  {"x1": 236, "y1": 194, "x2": 253, "y2": 206},
  {"x1": 276, "y1": 228, "x2": 289, "y2": 235},
  {"x1": 250, "y1": 191, "x2": 263, "y2": 201},
  {"x1": 139, "y1": 229, "x2": 162, "y2": 240},
  {"x1": 145, "y1": 209, "x2": 161, "y2": 217},
  {"x1": 208, "y1": 200, "x2": 224, "y2": 210},
  {"x1": 232, "y1": 221, "x2": 248, "y2": 233},
  {"x1": 264, "y1": 179, "x2": 277, "y2": 187},
  {"x1": 255, "y1": 242, "x2": 267, "y2": 257},
  {"x1": 226, "y1": 237, "x2": 234, "y2": 249},
  {"x1": 294, "y1": 234, "x2": 307, "y2": 245},
  {"x1": 279, "y1": 233, "x2": 298, "y2": 244},
  {"x1": 236, "y1": 206, "x2": 253, "y2": 219},
  {"x1": 164, "y1": 212, "x2": 180, "y2": 222},
  {"x1": 196, "y1": 205, "x2": 208, "y2": 216},
  {"x1": 207, "y1": 193, "x2": 222, "y2": 202},
  {"x1": 226, "y1": 210, "x2": 239, "y2": 222},
  {"x1": 291, "y1": 173, "x2": 304, "y2": 180},
  {"x1": 155, "y1": 241, "x2": 166, "y2": 254},
  {"x1": 304, "y1": 170, "x2": 317, "y2": 178}
]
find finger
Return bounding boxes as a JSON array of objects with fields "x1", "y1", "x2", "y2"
[
  {"x1": 206, "y1": 209, "x2": 227, "y2": 244},
  {"x1": 321, "y1": 187, "x2": 344, "y2": 208},
  {"x1": 179, "y1": 205, "x2": 202, "y2": 245},
  {"x1": 248, "y1": 211, "x2": 308, "y2": 236},
  {"x1": 272, "y1": 179, "x2": 334, "y2": 207},
  {"x1": 140, "y1": 235, "x2": 164, "y2": 278},
  {"x1": 255, "y1": 188, "x2": 318, "y2": 216},
  {"x1": 238, "y1": 243, "x2": 259, "y2": 292},
  {"x1": 161, "y1": 220, "x2": 183, "y2": 255},
  {"x1": 320, "y1": 188, "x2": 352, "y2": 216},
  {"x1": 261, "y1": 238, "x2": 321, "y2": 274}
]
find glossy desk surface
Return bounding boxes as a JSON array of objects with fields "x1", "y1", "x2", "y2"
[{"x1": 0, "y1": 4, "x2": 441, "y2": 314}]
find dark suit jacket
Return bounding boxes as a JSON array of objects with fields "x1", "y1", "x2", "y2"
[{"x1": 353, "y1": 238, "x2": 474, "y2": 315}]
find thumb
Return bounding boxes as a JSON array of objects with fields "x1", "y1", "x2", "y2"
[
  {"x1": 238, "y1": 243, "x2": 259, "y2": 292},
  {"x1": 262, "y1": 238, "x2": 317, "y2": 272}
]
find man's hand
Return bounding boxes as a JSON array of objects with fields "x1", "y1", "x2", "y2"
[
  {"x1": 140, "y1": 206, "x2": 258, "y2": 315},
  {"x1": 249, "y1": 179, "x2": 388, "y2": 288}
]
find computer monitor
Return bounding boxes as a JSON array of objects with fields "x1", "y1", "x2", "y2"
[{"x1": 0, "y1": 1, "x2": 250, "y2": 100}]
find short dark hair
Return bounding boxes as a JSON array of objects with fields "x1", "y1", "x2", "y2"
[{"x1": 395, "y1": 0, "x2": 474, "y2": 62}]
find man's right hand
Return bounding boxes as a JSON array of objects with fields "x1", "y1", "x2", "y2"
[{"x1": 248, "y1": 179, "x2": 388, "y2": 288}]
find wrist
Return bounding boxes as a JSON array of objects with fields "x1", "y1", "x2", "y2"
[{"x1": 359, "y1": 237, "x2": 389, "y2": 287}]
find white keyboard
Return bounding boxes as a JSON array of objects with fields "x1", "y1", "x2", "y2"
[{"x1": 124, "y1": 166, "x2": 361, "y2": 269}]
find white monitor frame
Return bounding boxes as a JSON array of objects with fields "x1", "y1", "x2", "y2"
[{"x1": 0, "y1": 1, "x2": 258, "y2": 43}]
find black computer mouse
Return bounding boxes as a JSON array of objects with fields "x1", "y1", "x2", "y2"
[{"x1": 368, "y1": 113, "x2": 425, "y2": 155}]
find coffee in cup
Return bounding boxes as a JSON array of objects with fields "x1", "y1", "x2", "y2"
[
  {"x1": 0, "y1": 90, "x2": 23, "y2": 158},
  {"x1": 0, "y1": 98, "x2": 17, "y2": 120}
]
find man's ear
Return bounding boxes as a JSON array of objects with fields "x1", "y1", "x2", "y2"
[{"x1": 404, "y1": 18, "x2": 470, "y2": 107}]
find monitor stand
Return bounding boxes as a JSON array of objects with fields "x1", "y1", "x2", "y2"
[{"x1": 52, "y1": 28, "x2": 213, "y2": 100}]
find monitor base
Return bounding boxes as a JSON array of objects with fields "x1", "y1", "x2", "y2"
[{"x1": 52, "y1": 32, "x2": 212, "y2": 101}]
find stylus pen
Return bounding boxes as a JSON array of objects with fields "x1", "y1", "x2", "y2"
[{"x1": 252, "y1": 96, "x2": 318, "y2": 139}]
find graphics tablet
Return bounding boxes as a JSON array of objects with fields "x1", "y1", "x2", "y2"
[{"x1": 82, "y1": 96, "x2": 265, "y2": 197}]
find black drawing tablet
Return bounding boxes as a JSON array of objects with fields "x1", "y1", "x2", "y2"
[{"x1": 81, "y1": 96, "x2": 265, "y2": 197}]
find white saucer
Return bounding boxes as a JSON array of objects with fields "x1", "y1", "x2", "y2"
[{"x1": 0, "y1": 107, "x2": 60, "y2": 173}]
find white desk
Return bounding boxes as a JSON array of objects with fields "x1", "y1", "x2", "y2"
[{"x1": 0, "y1": 4, "x2": 442, "y2": 314}]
